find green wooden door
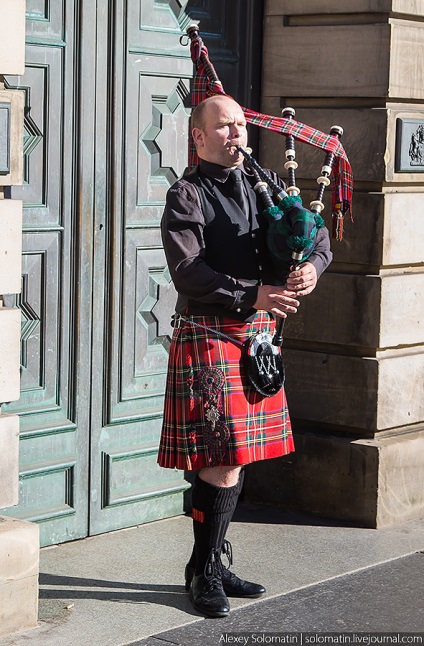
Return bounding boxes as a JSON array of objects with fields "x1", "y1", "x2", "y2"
[
  {"x1": 88, "y1": 1, "x2": 192, "y2": 535},
  {"x1": 0, "y1": 0, "x2": 192, "y2": 546}
]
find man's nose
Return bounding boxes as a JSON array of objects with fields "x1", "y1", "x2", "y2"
[{"x1": 230, "y1": 123, "x2": 242, "y2": 138}]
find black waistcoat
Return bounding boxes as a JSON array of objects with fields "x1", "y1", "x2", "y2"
[
  {"x1": 176, "y1": 166, "x2": 277, "y2": 320},
  {"x1": 184, "y1": 167, "x2": 274, "y2": 283}
]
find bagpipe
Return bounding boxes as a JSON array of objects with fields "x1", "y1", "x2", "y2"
[
  {"x1": 179, "y1": 25, "x2": 354, "y2": 393},
  {"x1": 234, "y1": 131, "x2": 343, "y2": 346},
  {"x1": 182, "y1": 24, "x2": 353, "y2": 238}
]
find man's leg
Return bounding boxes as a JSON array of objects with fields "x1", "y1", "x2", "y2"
[
  {"x1": 187, "y1": 465, "x2": 264, "y2": 617},
  {"x1": 187, "y1": 465, "x2": 241, "y2": 617},
  {"x1": 191, "y1": 465, "x2": 243, "y2": 572}
]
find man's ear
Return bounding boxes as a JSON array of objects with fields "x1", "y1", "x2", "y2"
[{"x1": 192, "y1": 127, "x2": 204, "y2": 149}]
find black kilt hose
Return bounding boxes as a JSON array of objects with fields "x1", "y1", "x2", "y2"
[{"x1": 157, "y1": 312, "x2": 294, "y2": 471}]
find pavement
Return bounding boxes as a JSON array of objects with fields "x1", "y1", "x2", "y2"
[{"x1": 1, "y1": 503, "x2": 423, "y2": 646}]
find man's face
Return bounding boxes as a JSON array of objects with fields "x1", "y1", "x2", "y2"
[{"x1": 192, "y1": 98, "x2": 248, "y2": 167}]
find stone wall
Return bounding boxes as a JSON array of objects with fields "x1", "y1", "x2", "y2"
[
  {"x1": 0, "y1": 0, "x2": 40, "y2": 637},
  {"x1": 245, "y1": 0, "x2": 424, "y2": 528}
]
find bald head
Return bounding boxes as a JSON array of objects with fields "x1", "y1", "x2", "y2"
[
  {"x1": 191, "y1": 95, "x2": 242, "y2": 131},
  {"x1": 191, "y1": 95, "x2": 248, "y2": 167}
]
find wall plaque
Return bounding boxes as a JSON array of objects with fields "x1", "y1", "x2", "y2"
[
  {"x1": 396, "y1": 117, "x2": 424, "y2": 173},
  {"x1": 0, "y1": 102, "x2": 11, "y2": 175}
]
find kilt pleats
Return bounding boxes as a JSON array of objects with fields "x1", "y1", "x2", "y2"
[{"x1": 157, "y1": 312, "x2": 294, "y2": 470}]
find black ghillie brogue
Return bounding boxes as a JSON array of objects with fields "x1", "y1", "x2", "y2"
[
  {"x1": 185, "y1": 540, "x2": 266, "y2": 599},
  {"x1": 188, "y1": 548, "x2": 230, "y2": 618}
]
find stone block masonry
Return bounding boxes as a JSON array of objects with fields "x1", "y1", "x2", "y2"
[{"x1": 245, "y1": 0, "x2": 424, "y2": 527}]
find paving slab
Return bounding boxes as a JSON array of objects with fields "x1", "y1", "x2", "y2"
[
  {"x1": 0, "y1": 504, "x2": 423, "y2": 646},
  {"x1": 131, "y1": 552, "x2": 424, "y2": 645}
]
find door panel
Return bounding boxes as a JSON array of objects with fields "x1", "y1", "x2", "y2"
[{"x1": 88, "y1": 0, "x2": 192, "y2": 535}]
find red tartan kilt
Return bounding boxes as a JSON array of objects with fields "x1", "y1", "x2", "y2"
[{"x1": 157, "y1": 312, "x2": 294, "y2": 471}]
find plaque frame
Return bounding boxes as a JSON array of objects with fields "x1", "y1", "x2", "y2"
[{"x1": 395, "y1": 117, "x2": 424, "y2": 173}]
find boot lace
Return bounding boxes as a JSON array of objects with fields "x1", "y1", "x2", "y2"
[
  {"x1": 221, "y1": 539, "x2": 233, "y2": 569},
  {"x1": 202, "y1": 548, "x2": 223, "y2": 592},
  {"x1": 221, "y1": 540, "x2": 242, "y2": 585}
]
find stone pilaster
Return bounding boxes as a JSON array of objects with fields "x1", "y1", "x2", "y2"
[
  {"x1": 246, "y1": 1, "x2": 424, "y2": 527},
  {"x1": 0, "y1": 0, "x2": 40, "y2": 637}
]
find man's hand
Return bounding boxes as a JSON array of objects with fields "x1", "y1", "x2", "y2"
[
  {"x1": 253, "y1": 285, "x2": 300, "y2": 318},
  {"x1": 286, "y1": 262, "x2": 317, "y2": 296}
]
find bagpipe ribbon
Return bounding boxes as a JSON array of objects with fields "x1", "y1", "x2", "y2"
[{"x1": 188, "y1": 32, "x2": 353, "y2": 240}]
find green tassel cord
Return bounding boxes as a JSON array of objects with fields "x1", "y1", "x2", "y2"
[
  {"x1": 278, "y1": 195, "x2": 302, "y2": 216},
  {"x1": 287, "y1": 235, "x2": 314, "y2": 253},
  {"x1": 264, "y1": 205, "x2": 282, "y2": 220},
  {"x1": 314, "y1": 213, "x2": 325, "y2": 229}
]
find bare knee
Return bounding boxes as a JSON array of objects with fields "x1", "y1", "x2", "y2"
[{"x1": 198, "y1": 465, "x2": 243, "y2": 488}]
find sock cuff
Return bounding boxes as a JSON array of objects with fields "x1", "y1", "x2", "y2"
[{"x1": 192, "y1": 472, "x2": 242, "y2": 514}]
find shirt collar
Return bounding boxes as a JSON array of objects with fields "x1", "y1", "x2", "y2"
[{"x1": 199, "y1": 159, "x2": 250, "y2": 183}]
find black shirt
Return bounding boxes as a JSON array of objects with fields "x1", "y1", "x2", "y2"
[{"x1": 161, "y1": 159, "x2": 333, "y2": 321}]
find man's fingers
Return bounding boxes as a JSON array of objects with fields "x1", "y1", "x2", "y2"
[
  {"x1": 294, "y1": 288, "x2": 312, "y2": 297},
  {"x1": 271, "y1": 309, "x2": 287, "y2": 318},
  {"x1": 287, "y1": 277, "x2": 316, "y2": 292},
  {"x1": 288, "y1": 263, "x2": 317, "y2": 287},
  {"x1": 289, "y1": 267, "x2": 310, "y2": 278},
  {"x1": 288, "y1": 271, "x2": 313, "y2": 283},
  {"x1": 255, "y1": 285, "x2": 302, "y2": 314},
  {"x1": 271, "y1": 300, "x2": 298, "y2": 315},
  {"x1": 269, "y1": 291, "x2": 298, "y2": 300},
  {"x1": 282, "y1": 296, "x2": 300, "y2": 308}
]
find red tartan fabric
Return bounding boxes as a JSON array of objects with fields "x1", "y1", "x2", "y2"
[
  {"x1": 157, "y1": 313, "x2": 294, "y2": 471},
  {"x1": 242, "y1": 108, "x2": 353, "y2": 220}
]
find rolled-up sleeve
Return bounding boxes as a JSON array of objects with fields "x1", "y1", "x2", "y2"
[
  {"x1": 307, "y1": 226, "x2": 333, "y2": 278},
  {"x1": 161, "y1": 182, "x2": 258, "y2": 312}
]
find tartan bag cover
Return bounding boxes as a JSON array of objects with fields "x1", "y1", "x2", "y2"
[{"x1": 157, "y1": 312, "x2": 294, "y2": 471}]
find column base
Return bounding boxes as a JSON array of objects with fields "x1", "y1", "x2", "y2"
[
  {"x1": 244, "y1": 428, "x2": 424, "y2": 528},
  {"x1": 0, "y1": 517, "x2": 39, "y2": 638}
]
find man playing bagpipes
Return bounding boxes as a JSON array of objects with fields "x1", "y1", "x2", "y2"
[
  {"x1": 157, "y1": 94, "x2": 333, "y2": 617},
  {"x1": 157, "y1": 25, "x2": 352, "y2": 619}
]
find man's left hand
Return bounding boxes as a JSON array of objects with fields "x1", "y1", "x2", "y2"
[{"x1": 286, "y1": 262, "x2": 317, "y2": 296}]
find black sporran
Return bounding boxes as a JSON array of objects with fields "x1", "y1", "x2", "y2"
[{"x1": 244, "y1": 331, "x2": 285, "y2": 397}]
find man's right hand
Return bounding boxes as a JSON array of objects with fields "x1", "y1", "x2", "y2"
[{"x1": 253, "y1": 285, "x2": 300, "y2": 318}]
